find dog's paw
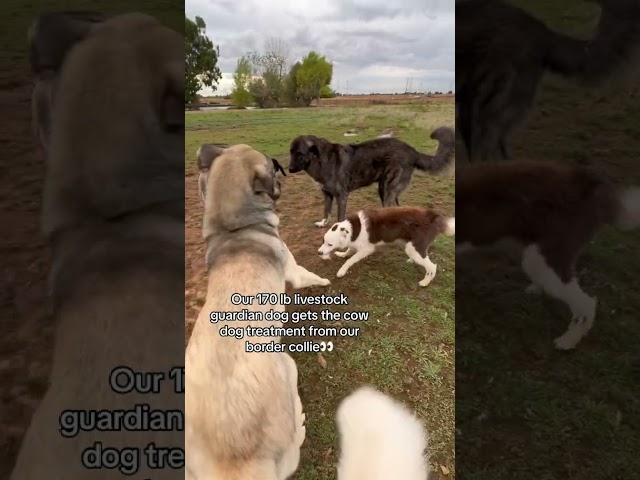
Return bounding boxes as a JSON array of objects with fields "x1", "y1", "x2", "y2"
[
  {"x1": 419, "y1": 268, "x2": 436, "y2": 287},
  {"x1": 314, "y1": 218, "x2": 329, "y2": 228},
  {"x1": 336, "y1": 268, "x2": 348, "y2": 278},
  {"x1": 554, "y1": 316, "x2": 588, "y2": 350},
  {"x1": 296, "y1": 425, "x2": 306, "y2": 448},
  {"x1": 554, "y1": 330, "x2": 580, "y2": 350},
  {"x1": 319, "y1": 278, "x2": 331, "y2": 286},
  {"x1": 525, "y1": 283, "x2": 542, "y2": 295}
]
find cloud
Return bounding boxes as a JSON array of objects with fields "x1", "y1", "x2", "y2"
[{"x1": 187, "y1": 0, "x2": 454, "y2": 95}]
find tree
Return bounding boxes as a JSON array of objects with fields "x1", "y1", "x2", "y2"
[
  {"x1": 320, "y1": 85, "x2": 335, "y2": 98},
  {"x1": 247, "y1": 37, "x2": 289, "y2": 107},
  {"x1": 249, "y1": 37, "x2": 289, "y2": 77},
  {"x1": 248, "y1": 78, "x2": 268, "y2": 108},
  {"x1": 296, "y1": 51, "x2": 333, "y2": 106},
  {"x1": 185, "y1": 16, "x2": 222, "y2": 105},
  {"x1": 231, "y1": 56, "x2": 253, "y2": 108},
  {"x1": 264, "y1": 37, "x2": 289, "y2": 78},
  {"x1": 248, "y1": 69, "x2": 281, "y2": 109},
  {"x1": 283, "y1": 62, "x2": 302, "y2": 106}
]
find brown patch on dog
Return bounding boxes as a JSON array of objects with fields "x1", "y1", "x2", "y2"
[
  {"x1": 456, "y1": 161, "x2": 620, "y2": 281},
  {"x1": 349, "y1": 214, "x2": 362, "y2": 242},
  {"x1": 351, "y1": 206, "x2": 449, "y2": 257}
]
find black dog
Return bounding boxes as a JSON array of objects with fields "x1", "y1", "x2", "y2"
[
  {"x1": 288, "y1": 127, "x2": 454, "y2": 226},
  {"x1": 456, "y1": 0, "x2": 640, "y2": 162},
  {"x1": 196, "y1": 143, "x2": 286, "y2": 201}
]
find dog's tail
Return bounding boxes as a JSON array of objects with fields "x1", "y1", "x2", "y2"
[
  {"x1": 336, "y1": 387, "x2": 429, "y2": 480},
  {"x1": 442, "y1": 216, "x2": 455, "y2": 237},
  {"x1": 543, "y1": 2, "x2": 640, "y2": 82},
  {"x1": 416, "y1": 126, "x2": 455, "y2": 174},
  {"x1": 613, "y1": 187, "x2": 640, "y2": 230}
]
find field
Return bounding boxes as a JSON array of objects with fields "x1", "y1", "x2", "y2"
[
  {"x1": 199, "y1": 93, "x2": 454, "y2": 108},
  {"x1": 185, "y1": 99, "x2": 456, "y2": 478},
  {"x1": 456, "y1": 1, "x2": 640, "y2": 478},
  {"x1": 317, "y1": 94, "x2": 453, "y2": 107}
]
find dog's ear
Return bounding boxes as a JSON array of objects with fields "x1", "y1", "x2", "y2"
[
  {"x1": 253, "y1": 166, "x2": 280, "y2": 201},
  {"x1": 305, "y1": 137, "x2": 321, "y2": 157},
  {"x1": 272, "y1": 158, "x2": 287, "y2": 176},
  {"x1": 29, "y1": 12, "x2": 106, "y2": 157},
  {"x1": 29, "y1": 11, "x2": 106, "y2": 74}
]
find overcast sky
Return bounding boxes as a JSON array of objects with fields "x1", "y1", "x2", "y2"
[{"x1": 186, "y1": 0, "x2": 454, "y2": 95}]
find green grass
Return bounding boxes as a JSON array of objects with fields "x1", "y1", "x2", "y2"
[
  {"x1": 186, "y1": 101, "x2": 455, "y2": 478},
  {"x1": 186, "y1": 103, "x2": 453, "y2": 166},
  {"x1": 457, "y1": 1, "x2": 640, "y2": 478}
]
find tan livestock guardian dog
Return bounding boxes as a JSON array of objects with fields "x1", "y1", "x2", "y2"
[
  {"x1": 186, "y1": 145, "x2": 329, "y2": 480},
  {"x1": 11, "y1": 13, "x2": 184, "y2": 480}
]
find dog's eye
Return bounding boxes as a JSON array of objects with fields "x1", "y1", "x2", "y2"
[{"x1": 327, "y1": 243, "x2": 333, "y2": 247}]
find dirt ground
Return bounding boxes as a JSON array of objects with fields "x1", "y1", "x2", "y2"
[{"x1": 184, "y1": 165, "x2": 455, "y2": 479}]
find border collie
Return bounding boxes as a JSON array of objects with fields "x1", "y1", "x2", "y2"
[
  {"x1": 318, "y1": 207, "x2": 455, "y2": 287},
  {"x1": 457, "y1": 160, "x2": 640, "y2": 349}
]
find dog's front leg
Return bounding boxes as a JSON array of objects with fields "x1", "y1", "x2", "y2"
[
  {"x1": 284, "y1": 243, "x2": 330, "y2": 288},
  {"x1": 315, "y1": 190, "x2": 333, "y2": 227},
  {"x1": 336, "y1": 247, "x2": 375, "y2": 278},
  {"x1": 336, "y1": 194, "x2": 348, "y2": 222}
]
